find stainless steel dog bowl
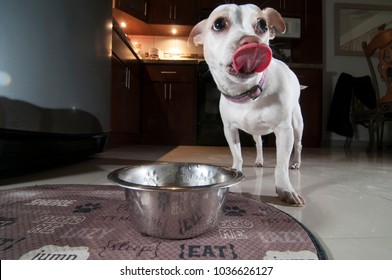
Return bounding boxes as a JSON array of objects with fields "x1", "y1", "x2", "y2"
[{"x1": 108, "y1": 163, "x2": 244, "y2": 239}]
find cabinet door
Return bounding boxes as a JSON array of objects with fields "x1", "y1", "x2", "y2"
[
  {"x1": 258, "y1": 0, "x2": 303, "y2": 16},
  {"x1": 149, "y1": 0, "x2": 196, "y2": 24},
  {"x1": 148, "y1": 0, "x2": 171, "y2": 23},
  {"x1": 294, "y1": 68, "x2": 322, "y2": 147},
  {"x1": 297, "y1": 0, "x2": 322, "y2": 64},
  {"x1": 142, "y1": 82, "x2": 169, "y2": 135},
  {"x1": 111, "y1": 57, "x2": 141, "y2": 146},
  {"x1": 199, "y1": 0, "x2": 225, "y2": 10},
  {"x1": 111, "y1": 56, "x2": 128, "y2": 133},
  {"x1": 116, "y1": 0, "x2": 148, "y2": 21},
  {"x1": 171, "y1": 1, "x2": 196, "y2": 24},
  {"x1": 167, "y1": 83, "x2": 196, "y2": 137},
  {"x1": 281, "y1": 0, "x2": 303, "y2": 15},
  {"x1": 142, "y1": 81, "x2": 196, "y2": 144}
]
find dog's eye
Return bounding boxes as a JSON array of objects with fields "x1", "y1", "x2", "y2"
[
  {"x1": 212, "y1": 17, "x2": 227, "y2": 31},
  {"x1": 256, "y1": 19, "x2": 268, "y2": 33}
]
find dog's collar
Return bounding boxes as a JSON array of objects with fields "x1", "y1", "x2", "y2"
[{"x1": 221, "y1": 73, "x2": 266, "y2": 103}]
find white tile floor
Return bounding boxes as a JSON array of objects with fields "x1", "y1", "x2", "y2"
[{"x1": 1, "y1": 145, "x2": 391, "y2": 260}]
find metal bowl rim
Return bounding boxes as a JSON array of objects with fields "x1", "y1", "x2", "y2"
[{"x1": 107, "y1": 162, "x2": 244, "y2": 191}]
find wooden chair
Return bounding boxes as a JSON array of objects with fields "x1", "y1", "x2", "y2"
[
  {"x1": 345, "y1": 73, "x2": 378, "y2": 151},
  {"x1": 360, "y1": 28, "x2": 392, "y2": 150}
]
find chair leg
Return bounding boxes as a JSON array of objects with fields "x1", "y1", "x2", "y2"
[
  {"x1": 377, "y1": 118, "x2": 385, "y2": 150},
  {"x1": 344, "y1": 137, "x2": 352, "y2": 149},
  {"x1": 367, "y1": 119, "x2": 375, "y2": 152}
]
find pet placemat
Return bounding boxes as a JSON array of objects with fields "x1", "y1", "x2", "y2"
[{"x1": 0, "y1": 184, "x2": 327, "y2": 260}]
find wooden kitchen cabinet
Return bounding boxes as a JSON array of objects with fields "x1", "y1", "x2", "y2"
[
  {"x1": 263, "y1": 0, "x2": 303, "y2": 16},
  {"x1": 294, "y1": 0, "x2": 322, "y2": 64},
  {"x1": 293, "y1": 67, "x2": 322, "y2": 147},
  {"x1": 199, "y1": 0, "x2": 303, "y2": 16},
  {"x1": 199, "y1": 0, "x2": 225, "y2": 10},
  {"x1": 115, "y1": 0, "x2": 148, "y2": 21},
  {"x1": 141, "y1": 64, "x2": 197, "y2": 145},
  {"x1": 111, "y1": 22, "x2": 142, "y2": 147},
  {"x1": 148, "y1": 0, "x2": 196, "y2": 24}
]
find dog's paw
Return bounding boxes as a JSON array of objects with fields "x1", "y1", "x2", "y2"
[
  {"x1": 275, "y1": 187, "x2": 305, "y2": 206},
  {"x1": 231, "y1": 166, "x2": 243, "y2": 173},
  {"x1": 255, "y1": 162, "x2": 263, "y2": 168},
  {"x1": 289, "y1": 162, "x2": 301, "y2": 169}
]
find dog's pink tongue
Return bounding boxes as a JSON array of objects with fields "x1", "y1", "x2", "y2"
[{"x1": 232, "y1": 43, "x2": 272, "y2": 74}]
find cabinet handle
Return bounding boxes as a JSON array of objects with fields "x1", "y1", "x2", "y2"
[
  {"x1": 163, "y1": 83, "x2": 172, "y2": 100},
  {"x1": 161, "y1": 71, "x2": 177, "y2": 74},
  {"x1": 125, "y1": 67, "x2": 129, "y2": 88},
  {"x1": 169, "y1": 5, "x2": 172, "y2": 19},
  {"x1": 173, "y1": 5, "x2": 177, "y2": 20},
  {"x1": 169, "y1": 84, "x2": 172, "y2": 100},
  {"x1": 129, "y1": 68, "x2": 131, "y2": 89},
  {"x1": 144, "y1": 2, "x2": 147, "y2": 17},
  {"x1": 125, "y1": 67, "x2": 129, "y2": 89},
  {"x1": 124, "y1": 68, "x2": 131, "y2": 89}
]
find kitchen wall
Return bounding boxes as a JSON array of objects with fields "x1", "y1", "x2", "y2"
[{"x1": 323, "y1": 0, "x2": 392, "y2": 146}]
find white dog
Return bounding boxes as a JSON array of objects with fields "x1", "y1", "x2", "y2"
[{"x1": 189, "y1": 4, "x2": 304, "y2": 206}]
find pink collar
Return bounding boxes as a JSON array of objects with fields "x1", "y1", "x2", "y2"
[{"x1": 221, "y1": 74, "x2": 266, "y2": 103}]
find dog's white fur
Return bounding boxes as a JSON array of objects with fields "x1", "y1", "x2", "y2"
[{"x1": 189, "y1": 4, "x2": 304, "y2": 205}]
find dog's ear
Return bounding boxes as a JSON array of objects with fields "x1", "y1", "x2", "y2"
[
  {"x1": 263, "y1": 8, "x2": 286, "y2": 40},
  {"x1": 188, "y1": 20, "x2": 207, "y2": 46}
]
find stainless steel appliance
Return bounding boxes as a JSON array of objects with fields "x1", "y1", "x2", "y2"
[{"x1": 0, "y1": 0, "x2": 112, "y2": 172}]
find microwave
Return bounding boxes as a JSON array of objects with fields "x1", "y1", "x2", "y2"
[{"x1": 276, "y1": 17, "x2": 301, "y2": 39}]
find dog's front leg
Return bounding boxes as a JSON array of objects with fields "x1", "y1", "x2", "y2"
[
  {"x1": 274, "y1": 126, "x2": 305, "y2": 206},
  {"x1": 290, "y1": 104, "x2": 303, "y2": 169},
  {"x1": 223, "y1": 126, "x2": 243, "y2": 172},
  {"x1": 253, "y1": 135, "x2": 264, "y2": 167}
]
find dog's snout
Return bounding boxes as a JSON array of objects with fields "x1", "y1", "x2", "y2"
[{"x1": 239, "y1": 36, "x2": 260, "y2": 46}]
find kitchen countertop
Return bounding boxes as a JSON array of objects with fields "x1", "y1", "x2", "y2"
[
  {"x1": 287, "y1": 63, "x2": 323, "y2": 69},
  {"x1": 143, "y1": 58, "x2": 201, "y2": 65}
]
